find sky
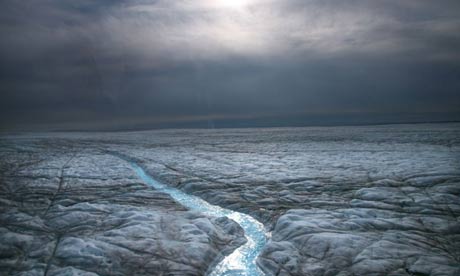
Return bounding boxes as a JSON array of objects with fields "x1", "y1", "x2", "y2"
[{"x1": 1, "y1": 0, "x2": 460, "y2": 130}]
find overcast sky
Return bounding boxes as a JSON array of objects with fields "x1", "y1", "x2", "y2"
[{"x1": 1, "y1": 0, "x2": 459, "y2": 130}]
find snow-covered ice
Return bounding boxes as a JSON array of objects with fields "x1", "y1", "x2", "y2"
[{"x1": 1, "y1": 123, "x2": 459, "y2": 275}]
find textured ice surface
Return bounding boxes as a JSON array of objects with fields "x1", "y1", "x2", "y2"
[
  {"x1": 127, "y1": 159, "x2": 267, "y2": 275},
  {"x1": 1, "y1": 123, "x2": 460, "y2": 275},
  {"x1": 0, "y1": 145, "x2": 245, "y2": 275}
]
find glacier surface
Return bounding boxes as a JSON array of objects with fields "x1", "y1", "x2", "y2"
[{"x1": 1, "y1": 123, "x2": 459, "y2": 275}]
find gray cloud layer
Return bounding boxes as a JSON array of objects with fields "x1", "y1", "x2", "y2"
[{"x1": 1, "y1": 0, "x2": 460, "y2": 130}]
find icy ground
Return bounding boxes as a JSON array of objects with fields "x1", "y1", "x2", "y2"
[
  {"x1": 0, "y1": 142, "x2": 245, "y2": 275},
  {"x1": 127, "y1": 159, "x2": 267, "y2": 275},
  {"x1": 1, "y1": 123, "x2": 460, "y2": 275}
]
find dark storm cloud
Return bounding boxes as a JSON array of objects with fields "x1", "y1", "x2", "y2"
[{"x1": 1, "y1": 0, "x2": 459, "y2": 130}]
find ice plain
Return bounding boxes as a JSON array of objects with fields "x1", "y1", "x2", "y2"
[{"x1": 1, "y1": 123, "x2": 459, "y2": 275}]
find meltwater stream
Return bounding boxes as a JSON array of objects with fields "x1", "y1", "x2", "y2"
[{"x1": 128, "y1": 161, "x2": 268, "y2": 276}]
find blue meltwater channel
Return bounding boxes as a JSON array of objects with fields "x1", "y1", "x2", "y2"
[{"x1": 128, "y1": 161, "x2": 268, "y2": 276}]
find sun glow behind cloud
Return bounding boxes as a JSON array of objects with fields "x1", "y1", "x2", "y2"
[
  {"x1": 118, "y1": 0, "x2": 275, "y2": 60},
  {"x1": 214, "y1": 0, "x2": 250, "y2": 9}
]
